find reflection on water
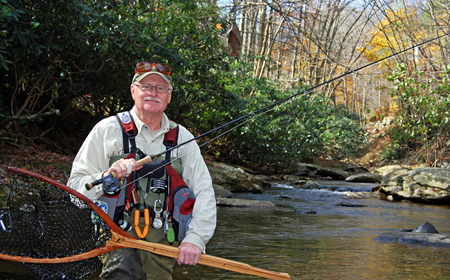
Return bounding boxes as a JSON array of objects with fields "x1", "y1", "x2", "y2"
[
  {"x1": 1, "y1": 184, "x2": 450, "y2": 279},
  {"x1": 173, "y1": 185, "x2": 450, "y2": 279}
]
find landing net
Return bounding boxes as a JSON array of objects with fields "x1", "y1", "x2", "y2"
[{"x1": 0, "y1": 170, "x2": 111, "y2": 279}]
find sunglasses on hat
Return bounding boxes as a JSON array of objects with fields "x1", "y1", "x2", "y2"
[{"x1": 134, "y1": 62, "x2": 171, "y2": 75}]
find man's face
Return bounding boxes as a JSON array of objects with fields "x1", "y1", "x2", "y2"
[{"x1": 131, "y1": 74, "x2": 172, "y2": 117}]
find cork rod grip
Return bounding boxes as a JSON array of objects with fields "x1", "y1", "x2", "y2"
[{"x1": 85, "y1": 156, "x2": 153, "y2": 190}]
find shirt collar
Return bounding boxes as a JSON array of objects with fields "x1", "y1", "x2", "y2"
[{"x1": 130, "y1": 106, "x2": 170, "y2": 133}]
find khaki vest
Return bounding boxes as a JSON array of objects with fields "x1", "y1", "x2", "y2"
[{"x1": 109, "y1": 154, "x2": 182, "y2": 208}]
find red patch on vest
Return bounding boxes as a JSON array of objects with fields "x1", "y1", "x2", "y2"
[{"x1": 180, "y1": 198, "x2": 195, "y2": 215}]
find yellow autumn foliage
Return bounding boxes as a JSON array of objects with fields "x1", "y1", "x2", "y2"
[{"x1": 359, "y1": 7, "x2": 426, "y2": 67}]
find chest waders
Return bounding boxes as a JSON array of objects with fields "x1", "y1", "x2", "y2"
[{"x1": 96, "y1": 112, "x2": 195, "y2": 244}]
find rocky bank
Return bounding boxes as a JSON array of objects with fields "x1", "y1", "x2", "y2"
[
  {"x1": 209, "y1": 160, "x2": 450, "y2": 206},
  {"x1": 209, "y1": 160, "x2": 450, "y2": 247}
]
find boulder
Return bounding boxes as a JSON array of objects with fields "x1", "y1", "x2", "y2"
[
  {"x1": 207, "y1": 162, "x2": 263, "y2": 194},
  {"x1": 374, "y1": 222, "x2": 450, "y2": 247},
  {"x1": 260, "y1": 180, "x2": 272, "y2": 188},
  {"x1": 213, "y1": 184, "x2": 233, "y2": 198},
  {"x1": 371, "y1": 165, "x2": 412, "y2": 176},
  {"x1": 410, "y1": 168, "x2": 450, "y2": 190},
  {"x1": 345, "y1": 173, "x2": 383, "y2": 183},
  {"x1": 413, "y1": 221, "x2": 439, "y2": 233},
  {"x1": 315, "y1": 167, "x2": 351, "y2": 180},
  {"x1": 254, "y1": 175, "x2": 270, "y2": 181},
  {"x1": 293, "y1": 161, "x2": 367, "y2": 179},
  {"x1": 293, "y1": 163, "x2": 320, "y2": 176},
  {"x1": 298, "y1": 180, "x2": 320, "y2": 189},
  {"x1": 380, "y1": 169, "x2": 410, "y2": 186},
  {"x1": 379, "y1": 167, "x2": 450, "y2": 203},
  {"x1": 345, "y1": 192, "x2": 382, "y2": 199}
]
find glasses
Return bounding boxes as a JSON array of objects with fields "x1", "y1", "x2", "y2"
[
  {"x1": 135, "y1": 83, "x2": 171, "y2": 94},
  {"x1": 134, "y1": 62, "x2": 171, "y2": 75}
]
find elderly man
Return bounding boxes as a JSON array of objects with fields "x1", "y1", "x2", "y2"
[{"x1": 67, "y1": 62, "x2": 217, "y2": 280}]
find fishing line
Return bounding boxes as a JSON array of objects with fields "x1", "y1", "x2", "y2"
[
  {"x1": 156, "y1": 31, "x2": 450, "y2": 159},
  {"x1": 121, "y1": 97, "x2": 293, "y2": 189},
  {"x1": 121, "y1": 74, "x2": 318, "y2": 189},
  {"x1": 110, "y1": 31, "x2": 450, "y2": 189}
]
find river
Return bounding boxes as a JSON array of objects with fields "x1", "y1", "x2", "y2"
[
  {"x1": 1, "y1": 181, "x2": 450, "y2": 279},
  {"x1": 173, "y1": 181, "x2": 450, "y2": 279}
]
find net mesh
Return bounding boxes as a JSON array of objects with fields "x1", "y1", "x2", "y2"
[{"x1": 0, "y1": 170, "x2": 112, "y2": 279}]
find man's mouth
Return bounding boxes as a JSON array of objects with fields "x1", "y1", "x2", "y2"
[{"x1": 143, "y1": 97, "x2": 162, "y2": 103}]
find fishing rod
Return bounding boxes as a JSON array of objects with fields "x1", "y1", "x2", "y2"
[
  {"x1": 156, "y1": 31, "x2": 450, "y2": 158},
  {"x1": 87, "y1": 31, "x2": 450, "y2": 191}
]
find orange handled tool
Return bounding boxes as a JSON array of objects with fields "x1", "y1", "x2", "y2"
[{"x1": 134, "y1": 208, "x2": 150, "y2": 238}]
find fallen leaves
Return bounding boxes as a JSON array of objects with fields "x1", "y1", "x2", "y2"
[{"x1": 0, "y1": 140, "x2": 74, "y2": 185}]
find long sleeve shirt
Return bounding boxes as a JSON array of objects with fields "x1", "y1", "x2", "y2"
[{"x1": 67, "y1": 107, "x2": 216, "y2": 252}]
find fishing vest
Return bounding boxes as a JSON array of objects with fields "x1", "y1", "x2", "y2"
[{"x1": 106, "y1": 111, "x2": 195, "y2": 243}]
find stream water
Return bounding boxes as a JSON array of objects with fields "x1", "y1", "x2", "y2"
[
  {"x1": 1, "y1": 180, "x2": 450, "y2": 279},
  {"x1": 173, "y1": 181, "x2": 450, "y2": 280}
]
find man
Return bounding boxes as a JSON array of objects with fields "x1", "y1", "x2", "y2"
[{"x1": 67, "y1": 62, "x2": 217, "y2": 280}]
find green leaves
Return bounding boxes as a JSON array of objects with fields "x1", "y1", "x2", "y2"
[
  {"x1": 384, "y1": 63, "x2": 450, "y2": 161},
  {"x1": 202, "y1": 59, "x2": 368, "y2": 170},
  {"x1": 2, "y1": 0, "x2": 226, "y2": 131},
  {"x1": 2, "y1": 0, "x2": 368, "y2": 169}
]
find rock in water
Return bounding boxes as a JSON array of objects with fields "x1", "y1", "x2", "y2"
[
  {"x1": 374, "y1": 222, "x2": 448, "y2": 247},
  {"x1": 413, "y1": 221, "x2": 439, "y2": 233}
]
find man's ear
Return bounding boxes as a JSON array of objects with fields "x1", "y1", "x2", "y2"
[{"x1": 130, "y1": 84, "x2": 136, "y2": 100}]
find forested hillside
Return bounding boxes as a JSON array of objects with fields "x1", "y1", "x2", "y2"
[{"x1": 1, "y1": 0, "x2": 450, "y2": 173}]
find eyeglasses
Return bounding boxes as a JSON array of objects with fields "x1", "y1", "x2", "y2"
[
  {"x1": 134, "y1": 83, "x2": 171, "y2": 94},
  {"x1": 134, "y1": 62, "x2": 171, "y2": 75}
]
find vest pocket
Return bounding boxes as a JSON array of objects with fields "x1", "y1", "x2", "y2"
[{"x1": 171, "y1": 186, "x2": 196, "y2": 241}]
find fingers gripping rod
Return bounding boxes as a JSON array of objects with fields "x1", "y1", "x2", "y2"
[{"x1": 85, "y1": 155, "x2": 154, "y2": 191}]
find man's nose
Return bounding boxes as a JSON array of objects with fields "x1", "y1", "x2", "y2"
[{"x1": 148, "y1": 86, "x2": 158, "y2": 95}]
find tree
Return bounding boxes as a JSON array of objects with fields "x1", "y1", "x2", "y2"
[
  {"x1": 361, "y1": 5, "x2": 425, "y2": 69},
  {"x1": 0, "y1": 0, "x2": 229, "y2": 143}
]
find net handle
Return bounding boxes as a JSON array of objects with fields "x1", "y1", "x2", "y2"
[
  {"x1": 4, "y1": 167, "x2": 291, "y2": 279},
  {"x1": 108, "y1": 231, "x2": 291, "y2": 280}
]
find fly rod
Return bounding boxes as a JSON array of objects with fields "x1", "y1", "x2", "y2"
[
  {"x1": 153, "y1": 31, "x2": 450, "y2": 160},
  {"x1": 87, "y1": 31, "x2": 450, "y2": 190}
]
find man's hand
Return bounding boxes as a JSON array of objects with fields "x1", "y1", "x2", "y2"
[
  {"x1": 103, "y1": 158, "x2": 140, "y2": 179},
  {"x1": 177, "y1": 242, "x2": 202, "y2": 266}
]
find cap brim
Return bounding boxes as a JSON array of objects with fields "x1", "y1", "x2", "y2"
[{"x1": 132, "y1": 71, "x2": 172, "y2": 85}]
